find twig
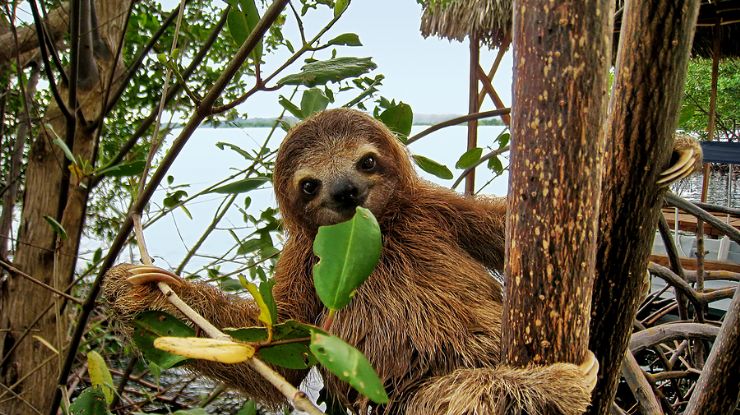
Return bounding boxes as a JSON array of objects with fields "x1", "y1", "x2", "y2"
[
  {"x1": 629, "y1": 323, "x2": 720, "y2": 353},
  {"x1": 131, "y1": 214, "x2": 323, "y2": 413},
  {"x1": 451, "y1": 145, "x2": 509, "y2": 190},
  {"x1": 621, "y1": 350, "x2": 664, "y2": 415},
  {"x1": 405, "y1": 109, "x2": 511, "y2": 145},
  {"x1": 0, "y1": 260, "x2": 83, "y2": 304},
  {"x1": 50, "y1": 2, "x2": 293, "y2": 414},
  {"x1": 664, "y1": 192, "x2": 740, "y2": 243}
]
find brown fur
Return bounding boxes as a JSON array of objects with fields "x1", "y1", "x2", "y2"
[{"x1": 104, "y1": 109, "x2": 594, "y2": 414}]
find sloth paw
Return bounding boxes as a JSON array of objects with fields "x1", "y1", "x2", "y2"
[{"x1": 657, "y1": 135, "x2": 703, "y2": 186}]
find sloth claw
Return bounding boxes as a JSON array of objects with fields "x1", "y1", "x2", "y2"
[
  {"x1": 579, "y1": 350, "x2": 599, "y2": 392},
  {"x1": 125, "y1": 265, "x2": 183, "y2": 286},
  {"x1": 657, "y1": 147, "x2": 700, "y2": 186}
]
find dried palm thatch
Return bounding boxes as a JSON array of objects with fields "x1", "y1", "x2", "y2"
[{"x1": 419, "y1": 0, "x2": 512, "y2": 48}]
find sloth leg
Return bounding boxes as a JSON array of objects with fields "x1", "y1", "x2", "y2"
[{"x1": 405, "y1": 352, "x2": 598, "y2": 415}]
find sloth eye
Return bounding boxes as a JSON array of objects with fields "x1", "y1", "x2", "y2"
[
  {"x1": 300, "y1": 179, "x2": 320, "y2": 196},
  {"x1": 358, "y1": 155, "x2": 377, "y2": 172}
]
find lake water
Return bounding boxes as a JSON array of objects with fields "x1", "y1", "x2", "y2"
[{"x1": 138, "y1": 125, "x2": 738, "y2": 274}]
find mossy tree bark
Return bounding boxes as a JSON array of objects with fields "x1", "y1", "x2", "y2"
[
  {"x1": 587, "y1": 1, "x2": 700, "y2": 414},
  {"x1": 0, "y1": 1, "x2": 129, "y2": 413},
  {"x1": 503, "y1": 0, "x2": 612, "y2": 371}
]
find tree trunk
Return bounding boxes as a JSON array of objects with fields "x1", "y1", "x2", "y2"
[
  {"x1": 504, "y1": 0, "x2": 612, "y2": 370},
  {"x1": 587, "y1": 1, "x2": 701, "y2": 414},
  {"x1": 684, "y1": 284, "x2": 740, "y2": 415},
  {"x1": 0, "y1": 66, "x2": 40, "y2": 263},
  {"x1": 0, "y1": 1, "x2": 129, "y2": 413}
]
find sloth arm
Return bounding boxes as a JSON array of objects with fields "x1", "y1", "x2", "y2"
[
  {"x1": 103, "y1": 236, "x2": 321, "y2": 408},
  {"x1": 406, "y1": 353, "x2": 598, "y2": 415},
  {"x1": 423, "y1": 185, "x2": 508, "y2": 272}
]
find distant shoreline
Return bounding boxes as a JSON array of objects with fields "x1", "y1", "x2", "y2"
[{"x1": 195, "y1": 114, "x2": 506, "y2": 129}]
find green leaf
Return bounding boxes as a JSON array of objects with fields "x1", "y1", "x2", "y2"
[
  {"x1": 69, "y1": 387, "x2": 111, "y2": 415},
  {"x1": 313, "y1": 207, "x2": 381, "y2": 311},
  {"x1": 44, "y1": 215, "x2": 68, "y2": 240},
  {"x1": 240, "y1": 277, "x2": 276, "y2": 327},
  {"x1": 334, "y1": 0, "x2": 349, "y2": 17},
  {"x1": 225, "y1": 320, "x2": 317, "y2": 369},
  {"x1": 163, "y1": 190, "x2": 188, "y2": 208},
  {"x1": 216, "y1": 142, "x2": 254, "y2": 160},
  {"x1": 52, "y1": 138, "x2": 76, "y2": 164},
  {"x1": 497, "y1": 131, "x2": 510, "y2": 148},
  {"x1": 173, "y1": 409, "x2": 209, "y2": 415},
  {"x1": 237, "y1": 237, "x2": 268, "y2": 255},
  {"x1": 277, "y1": 57, "x2": 377, "y2": 87},
  {"x1": 132, "y1": 311, "x2": 195, "y2": 369},
  {"x1": 258, "y1": 279, "x2": 278, "y2": 326},
  {"x1": 488, "y1": 155, "x2": 504, "y2": 175},
  {"x1": 236, "y1": 400, "x2": 258, "y2": 415},
  {"x1": 210, "y1": 178, "x2": 268, "y2": 194},
  {"x1": 455, "y1": 147, "x2": 483, "y2": 169},
  {"x1": 377, "y1": 103, "x2": 413, "y2": 141},
  {"x1": 278, "y1": 96, "x2": 304, "y2": 119},
  {"x1": 412, "y1": 155, "x2": 453, "y2": 180},
  {"x1": 226, "y1": 0, "x2": 262, "y2": 60},
  {"x1": 678, "y1": 104, "x2": 695, "y2": 126},
  {"x1": 310, "y1": 332, "x2": 388, "y2": 404},
  {"x1": 87, "y1": 351, "x2": 114, "y2": 405},
  {"x1": 300, "y1": 88, "x2": 330, "y2": 118},
  {"x1": 327, "y1": 33, "x2": 362, "y2": 47},
  {"x1": 97, "y1": 159, "x2": 146, "y2": 178}
]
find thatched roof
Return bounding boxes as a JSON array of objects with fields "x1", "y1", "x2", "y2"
[
  {"x1": 614, "y1": 0, "x2": 740, "y2": 59},
  {"x1": 419, "y1": 0, "x2": 512, "y2": 48},
  {"x1": 421, "y1": 0, "x2": 739, "y2": 58}
]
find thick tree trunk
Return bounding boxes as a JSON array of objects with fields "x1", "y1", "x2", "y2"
[
  {"x1": 0, "y1": 66, "x2": 40, "y2": 263},
  {"x1": 587, "y1": 1, "x2": 700, "y2": 414},
  {"x1": 504, "y1": 0, "x2": 611, "y2": 369},
  {"x1": 0, "y1": 1, "x2": 129, "y2": 413}
]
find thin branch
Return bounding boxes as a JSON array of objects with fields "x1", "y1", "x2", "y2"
[
  {"x1": 629, "y1": 323, "x2": 720, "y2": 353},
  {"x1": 91, "y1": 6, "x2": 229, "y2": 184},
  {"x1": 49, "y1": 3, "x2": 305, "y2": 414},
  {"x1": 451, "y1": 145, "x2": 509, "y2": 190},
  {"x1": 664, "y1": 192, "x2": 740, "y2": 243},
  {"x1": 0, "y1": 260, "x2": 83, "y2": 304},
  {"x1": 621, "y1": 350, "x2": 664, "y2": 415},
  {"x1": 405, "y1": 109, "x2": 511, "y2": 145}
]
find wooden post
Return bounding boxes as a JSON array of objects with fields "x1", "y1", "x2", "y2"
[
  {"x1": 587, "y1": 1, "x2": 701, "y2": 414},
  {"x1": 700, "y1": 22, "x2": 721, "y2": 202},
  {"x1": 504, "y1": 0, "x2": 611, "y2": 367},
  {"x1": 465, "y1": 32, "x2": 479, "y2": 195}
]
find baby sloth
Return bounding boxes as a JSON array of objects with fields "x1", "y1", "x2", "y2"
[{"x1": 106, "y1": 108, "x2": 703, "y2": 414}]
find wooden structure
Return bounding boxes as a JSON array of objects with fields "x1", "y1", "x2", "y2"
[
  {"x1": 420, "y1": 0, "x2": 740, "y2": 195},
  {"x1": 420, "y1": 0, "x2": 512, "y2": 195}
]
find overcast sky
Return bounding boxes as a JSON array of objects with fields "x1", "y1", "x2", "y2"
[{"x1": 234, "y1": 0, "x2": 514, "y2": 117}]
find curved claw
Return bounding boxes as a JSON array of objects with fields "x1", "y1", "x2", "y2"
[
  {"x1": 657, "y1": 148, "x2": 698, "y2": 186},
  {"x1": 126, "y1": 265, "x2": 183, "y2": 286},
  {"x1": 579, "y1": 350, "x2": 599, "y2": 392}
]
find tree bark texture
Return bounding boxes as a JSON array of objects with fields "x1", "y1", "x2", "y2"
[
  {"x1": 0, "y1": 2, "x2": 70, "y2": 66},
  {"x1": 587, "y1": 1, "x2": 700, "y2": 414},
  {"x1": 0, "y1": 1, "x2": 129, "y2": 413},
  {"x1": 0, "y1": 66, "x2": 40, "y2": 262},
  {"x1": 684, "y1": 283, "x2": 740, "y2": 415},
  {"x1": 504, "y1": 0, "x2": 612, "y2": 366}
]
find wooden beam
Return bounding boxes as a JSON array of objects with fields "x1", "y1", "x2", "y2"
[
  {"x1": 465, "y1": 32, "x2": 480, "y2": 195},
  {"x1": 475, "y1": 64, "x2": 511, "y2": 126}
]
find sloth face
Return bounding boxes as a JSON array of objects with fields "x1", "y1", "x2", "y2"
[
  {"x1": 289, "y1": 140, "x2": 398, "y2": 228},
  {"x1": 274, "y1": 109, "x2": 413, "y2": 231}
]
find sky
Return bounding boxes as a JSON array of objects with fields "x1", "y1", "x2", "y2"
[{"x1": 225, "y1": 0, "x2": 514, "y2": 117}]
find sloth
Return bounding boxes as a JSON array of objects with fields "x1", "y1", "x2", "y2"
[{"x1": 104, "y1": 108, "x2": 700, "y2": 414}]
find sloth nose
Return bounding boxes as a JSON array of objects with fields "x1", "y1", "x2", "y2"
[{"x1": 330, "y1": 179, "x2": 364, "y2": 209}]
